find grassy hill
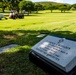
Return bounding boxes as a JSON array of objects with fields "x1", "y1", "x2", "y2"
[
  {"x1": 35, "y1": 1, "x2": 61, "y2": 4},
  {"x1": 34, "y1": 1, "x2": 71, "y2": 10},
  {"x1": 35, "y1": 1, "x2": 70, "y2": 4}
]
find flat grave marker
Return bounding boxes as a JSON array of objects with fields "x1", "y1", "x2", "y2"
[
  {"x1": 32, "y1": 35, "x2": 76, "y2": 72},
  {"x1": 36, "y1": 34, "x2": 46, "y2": 38},
  {"x1": 0, "y1": 44, "x2": 19, "y2": 53}
]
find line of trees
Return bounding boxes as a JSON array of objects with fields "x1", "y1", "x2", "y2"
[
  {"x1": 0, "y1": 0, "x2": 22, "y2": 12},
  {"x1": 0, "y1": 0, "x2": 76, "y2": 15}
]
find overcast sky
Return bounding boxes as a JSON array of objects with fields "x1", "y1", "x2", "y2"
[{"x1": 31, "y1": 0, "x2": 76, "y2": 4}]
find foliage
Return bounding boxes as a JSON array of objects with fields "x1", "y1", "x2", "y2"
[
  {"x1": 19, "y1": 0, "x2": 34, "y2": 15},
  {"x1": 0, "y1": 0, "x2": 7, "y2": 12},
  {"x1": 48, "y1": 3, "x2": 57, "y2": 13},
  {"x1": 34, "y1": 3, "x2": 43, "y2": 13},
  {"x1": 35, "y1": 1, "x2": 63, "y2": 10},
  {"x1": 72, "y1": 4, "x2": 76, "y2": 10},
  {"x1": 71, "y1": 7, "x2": 76, "y2": 10},
  {"x1": 0, "y1": 1, "x2": 72, "y2": 13},
  {"x1": 34, "y1": 2, "x2": 71, "y2": 13},
  {"x1": 0, "y1": 0, "x2": 22, "y2": 12},
  {"x1": 7, "y1": 0, "x2": 22, "y2": 13},
  {"x1": 58, "y1": 4, "x2": 71, "y2": 12}
]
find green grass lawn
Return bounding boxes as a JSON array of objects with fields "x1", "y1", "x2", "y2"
[{"x1": 0, "y1": 10, "x2": 76, "y2": 75}]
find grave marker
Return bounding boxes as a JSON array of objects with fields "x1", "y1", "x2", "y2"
[
  {"x1": 0, "y1": 44, "x2": 19, "y2": 53},
  {"x1": 31, "y1": 35, "x2": 76, "y2": 72}
]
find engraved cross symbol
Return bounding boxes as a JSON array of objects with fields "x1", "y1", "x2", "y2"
[{"x1": 58, "y1": 38, "x2": 65, "y2": 44}]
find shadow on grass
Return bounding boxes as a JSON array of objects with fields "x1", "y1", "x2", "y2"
[
  {"x1": 34, "y1": 13, "x2": 44, "y2": 14},
  {"x1": 51, "y1": 31, "x2": 76, "y2": 41},
  {"x1": 24, "y1": 14, "x2": 38, "y2": 16},
  {"x1": 0, "y1": 30, "x2": 50, "y2": 75},
  {"x1": 0, "y1": 12, "x2": 10, "y2": 13},
  {"x1": 0, "y1": 47, "x2": 47, "y2": 75},
  {"x1": 24, "y1": 13, "x2": 44, "y2": 16},
  {"x1": 46, "y1": 11, "x2": 72, "y2": 13},
  {"x1": 0, "y1": 30, "x2": 76, "y2": 75},
  {"x1": 0, "y1": 30, "x2": 50, "y2": 47}
]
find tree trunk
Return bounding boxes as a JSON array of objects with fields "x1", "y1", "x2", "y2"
[
  {"x1": 51, "y1": 10, "x2": 52, "y2": 13},
  {"x1": 36, "y1": 9, "x2": 38, "y2": 14},
  {"x1": 21, "y1": 10, "x2": 23, "y2": 14},
  {"x1": 2, "y1": 8, "x2": 5, "y2": 13},
  {"x1": 17, "y1": 9, "x2": 19, "y2": 14},
  {"x1": 61, "y1": 10, "x2": 63, "y2": 13},
  {"x1": 27, "y1": 11, "x2": 29, "y2": 16},
  {"x1": 29, "y1": 11, "x2": 31, "y2": 14},
  {"x1": 64, "y1": 10, "x2": 65, "y2": 13}
]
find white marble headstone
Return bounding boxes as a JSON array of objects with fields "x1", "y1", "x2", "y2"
[{"x1": 32, "y1": 35, "x2": 76, "y2": 72}]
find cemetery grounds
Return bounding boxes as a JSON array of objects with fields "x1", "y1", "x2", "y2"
[{"x1": 0, "y1": 10, "x2": 76, "y2": 75}]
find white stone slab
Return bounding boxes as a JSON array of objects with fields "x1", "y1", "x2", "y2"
[
  {"x1": 32, "y1": 35, "x2": 76, "y2": 72},
  {"x1": 36, "y1": 34, "x2": 46, "y2": 38},
  {"x1": 0, "y1": 44, "x2": 19, "y2": 53}
]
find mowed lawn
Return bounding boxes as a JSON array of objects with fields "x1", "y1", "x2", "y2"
[{"x1": 0, "y1": 10, "x2": 76, "y2": 75}]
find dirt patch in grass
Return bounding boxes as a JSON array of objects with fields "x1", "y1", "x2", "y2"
[
  {"x1": 3, "y1": 35, "x2": 16, "y2": 39},
  {"x1": 3, "y1": 33, "x2": 25, "y2": 39}
]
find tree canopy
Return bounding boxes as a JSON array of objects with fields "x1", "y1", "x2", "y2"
[
  {"x1": 72, "y1": 4, "x2": 76, "y2": 10},
  {"x1": 0, "y1": 0, "x2": 73, "y2": 13},
  {"x1": 19, "y1": 0, "x2": 34, "y2": 15}
]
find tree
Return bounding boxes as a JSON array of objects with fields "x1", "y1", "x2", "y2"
[
  {"x1": 49, "y1": 4, "x2": 56, "y2": 13},
  {"x1": 19, "y1": 0, "x2": 34, "y2": 15},
  {"x1": 58, "y1": 4, "x2": 70, "y2": 13},
  {"x1": 34, "y1": 3, "x2": 43, "y2": 13},
  {"x1": 71, "y1": 7, "x2": 76, "y2": 11},
  {"x1": 0, "y1": 0, "x2": 23, "y2": 13},
  {"x1": 72, "y1": 4, "x2": 76, "y2": 10},
  {"x1": 0, "y1": 0, "x2": 7, "y2": 12},
  {"x1": 7, "y1": 0, "x2": 22, "y2": 13}
]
